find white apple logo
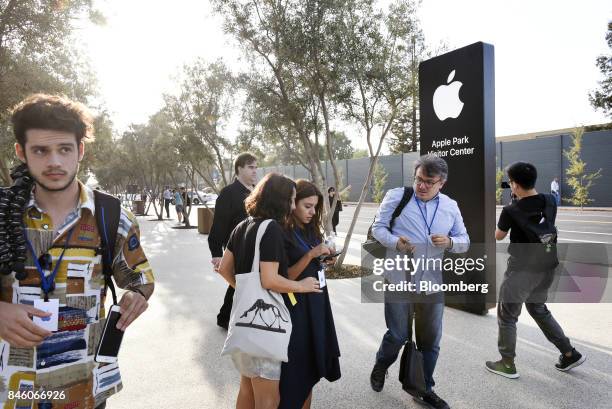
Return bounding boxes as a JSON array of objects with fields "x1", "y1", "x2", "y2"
[{"x1": 433, "y1": 70, "x2": 464, "y2": 121}]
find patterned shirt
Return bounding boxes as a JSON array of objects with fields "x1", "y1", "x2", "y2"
[{"x1": 0, "y1": 181, "x2": 154, "y2": 409}]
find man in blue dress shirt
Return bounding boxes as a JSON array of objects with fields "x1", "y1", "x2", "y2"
[{"x1": 369, "y1": 154, "x2": 469, "y2": 409}]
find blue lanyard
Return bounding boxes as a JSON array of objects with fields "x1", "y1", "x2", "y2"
[
  {"x1": 293, "y1": 229, "x2": 318, "y2": 251},
  {"x1": 25, "y1": 227, "x2": 75, "y2": 301},
  {"x1": 294, "y1": 229, "x2": 325, "y2": 269},
  {"x1": 293, "y1": 229, "x2": 323, "y2": 251},
  {"x1": 416, "y1": 196, "x2": 439, "y2": 236}
]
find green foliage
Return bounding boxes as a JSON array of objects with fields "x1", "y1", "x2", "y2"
[
  {"x1": 563, "y1": 127, "x2": 603, "y2": 209},
  {"x1": 584, "y1": 122, "x2": 612, "y2": 132},
  {"x1": 589, "y1": 21, "x2": 612, "y2": 118},
  {"x1": 0, "y1": 0, "x2": 102, "y2": 184},
  {"x1": 163, "y1": 59, "x2": 236, "y2": 189},
  {"x1": 496, "y1": 168, "x2": 504, "y2": 205},
  {"x1": 326, "y1": 131, "x2": 355, "y2": 160},
  {"x1": 352, "y1": 149, "x2": 369, "y2": 159},
  {"x1": 372, "y1": 162, "x2": 388, "y2": 203},
  {"x1": 214, "y1": 0, "x2": 423, "y2": 196}
]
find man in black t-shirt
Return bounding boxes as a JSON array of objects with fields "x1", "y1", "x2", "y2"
[
  {"x1": 208, "y1": 153, "x2": 258, "y2": 329},
  {"x1": 485, "y1": 162, "x2": 585, "y2": 379}
]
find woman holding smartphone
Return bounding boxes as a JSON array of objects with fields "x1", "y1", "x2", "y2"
[
  {"x1": 279, "y1": 179, "x2": 341, "y2": 409},
  {"x1": 218, "y1": 173, "x2": 322, "y2": 409}
]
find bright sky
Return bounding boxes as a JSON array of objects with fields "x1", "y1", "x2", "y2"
[{"x1": 81, "y1": 0, "x2": 611, "y2": 148}]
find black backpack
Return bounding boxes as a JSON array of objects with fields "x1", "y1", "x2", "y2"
[
  {"x1": 362, "y1": 187, "x2": 414, "y2": 257},
  {"x1": 94, "y1": 190, "x2": 121, "y2": 305},
  {"x1": 506, "y1": 193, "x2": 559, "y2": 270}
]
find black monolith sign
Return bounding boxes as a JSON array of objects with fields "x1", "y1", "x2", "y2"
[{"x1": 419, "y1": 41, "x2": 496, "y2": 314}]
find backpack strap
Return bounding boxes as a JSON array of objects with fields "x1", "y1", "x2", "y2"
[
  {"x1": 505, "y1": 194, "x2": 555, "y2": 243},
  {"x1": 389, "y1": 187, "x2": 414, "y2": 231},
  {"x1": 94, "y1": 190, "x2": 121, "y2": 305},
  {"x1": 366, "y1": 186, "x2": 414, "y2": 241}
]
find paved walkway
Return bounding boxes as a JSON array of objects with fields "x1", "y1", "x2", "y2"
[{"x1": 107, "y1": 215, "x2": 612, "y2": 409}]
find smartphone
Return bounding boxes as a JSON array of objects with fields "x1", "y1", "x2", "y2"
[
  {"x1": 95, "y1": 305, "x2": 124, "y2": 364},
  {"x1": 320, "y1": 251, "x2": 343, "y2": 261}
]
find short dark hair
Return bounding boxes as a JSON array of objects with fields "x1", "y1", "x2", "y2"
[
  {"x1": 10, "y1": 94, "x2": 94, "y2": 146},
  {"x1": 288, "y1": 179, "x2": 324, "y2": 241},
  {"x1": 506, "y1": 161, "x2": 537, "y2": 189},
  {"x1": 414, "y1": 154, "x2": 448, "y2": 181},
  {"x1": 328, "y1": 186, "x2": 336, "y2": 194},
  {"x1": 245, "y1": 173, "x2": 296, "y2": 222},
  {"x1": 234, "y1": 152, "x2": 257, "y2": 175}
]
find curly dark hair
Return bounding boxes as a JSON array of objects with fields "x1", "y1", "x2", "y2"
[
  {"x1": 245, "y1": 173, "x2": 296, "y2": 222},
  {"x1": 10, "y1": 94, "x2": 94, "y2": 146}
]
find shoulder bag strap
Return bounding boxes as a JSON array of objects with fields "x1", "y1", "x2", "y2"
[{"x1": 251, "y1": 219, "x2": 273, "y2": 273}]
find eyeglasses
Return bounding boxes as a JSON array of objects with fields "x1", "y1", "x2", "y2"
[{"x1": 414, "y1": 176, "x2": 442, "y2": 188}]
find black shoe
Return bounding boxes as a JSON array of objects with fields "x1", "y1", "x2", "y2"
[
  {"x1": 555, "y1": 349, "x2": 586, "y2": 371},
  {"x1": 370, "y1": 362, "x2": 388, "y2": 392},
  {"x1": 413, "y1": 391, "x2": 450, "y2": 409}
]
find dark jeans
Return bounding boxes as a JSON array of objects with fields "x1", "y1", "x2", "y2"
[
  {"x1": 96, "y1": 402, "x2": 106, "y2": 409},
  {"x1": 164, "y1": 199, "x2": 171, "y2": 218},
  {"x1": 551, "y1": 191, "x2": 560, "y2": 206},
  {"x1": 375, "y1": 294, "x2": 444, "y2": 391},
  {"x1": 217, "y1": 285, "x2": 235, "y2": 325},
  {"x1": 498, "y1": 268, "x2": 573, "y2": 359}
]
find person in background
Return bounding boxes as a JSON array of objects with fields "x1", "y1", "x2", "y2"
[
  {"x1": 486, "y1": 162, "x2": 585, "y2": 379},
  {"x1": 280, "y1": 180, "x2": 341, "y2": 409},
  {"x1": 174, "y1": 188, "x2": 184, "y2": 224},
  {"x1": 209, "y1": 152, "x2": 258, "y2": 329},
  {"x1": 180, "y1": 186, "x2": 191, "y2": 226},
  {"x1": 550, "y1": 177, "x2": 560, "y2": 206},
  {"x1": 163, "y1": 186, "x2": 173, "y2": 218},
  {"x1": 328, "y1": 186, "x2": 342, "y2": 235}
]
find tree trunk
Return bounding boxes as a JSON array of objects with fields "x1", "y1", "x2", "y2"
[
  {"x1": 336, "y1": 155, "x2": 379, "y2": 265},
  {"x1": 319, "y1": 92, "x2": 342, "y2": 234},
  {"x1": 336, "y1": 106, "x2": 397, "y2": 266}
]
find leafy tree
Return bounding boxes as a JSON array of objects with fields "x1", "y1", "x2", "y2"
[
  {"x1": 564, "y1": 127, "x2": 602, "y2": 209},
  {"x1": 327, "y1": 131, "x2": 354, "y2": 160},
  {"x1": 335, "y1": 0, "x2": 421, "y2": 265},
  {"x1": 214, "y1": 0, "x2": 348, "y2": 230},
  {"x1": 163, "y1": 59, "x2": 235, "y2": 191},
  {"x1": 352, "y1": 148, "x2": 369, "y2": 159},
  {"x1": 312, "y1": 131, "x2": 354, "y2": 160},
  {"x1": 0, "y1": 0, "x2": 102, "y2": 184},
  {"x1": 589, "y1": 21, "x2": 612, "y2": 118}
]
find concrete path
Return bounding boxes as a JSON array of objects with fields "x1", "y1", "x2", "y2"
[{"x1": 107, "y1": 215, "x2": 612, "y2": 409}]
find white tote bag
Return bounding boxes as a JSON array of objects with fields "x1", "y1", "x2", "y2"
[{"x1": 221, "y1": 219, "x2": 293, "y2": 362}]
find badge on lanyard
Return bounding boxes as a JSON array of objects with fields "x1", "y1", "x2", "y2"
[
  {"x1": 25, "y1": 225, "x2": 74, "y2": 336},
  {"x1": 317, "y1": 268, "x2": 327, "y2": 288},
  {"x1": 33, "y1": 298, "x2": 59, "y2": 332}
]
